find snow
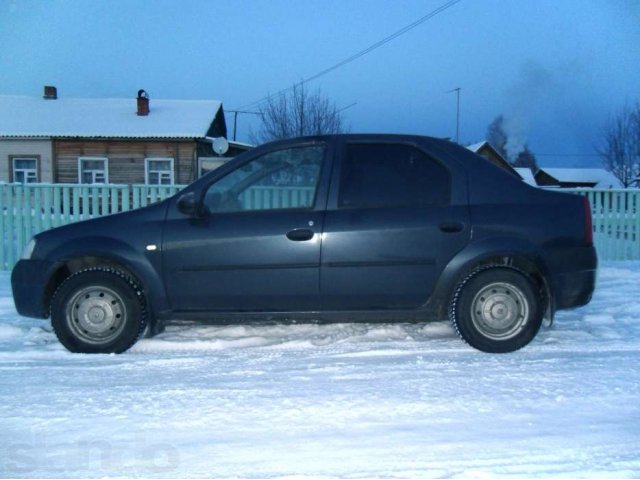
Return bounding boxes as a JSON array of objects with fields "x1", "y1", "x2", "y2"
[
  {"x1": 466, "y1": 141, "x2": 488, "y2": 153},
  {"x1": 514, "y1": 167, "x2": 537, "y2": 186},
  {"x1": 1, "y1": 263, "x2": 640, "y2": 478},
  {"x1": 0, "y1": 95, "x2": 222, "y2": 139},
  {"x1": 538, "y1": 168, "x2": 622, "y2": 189}
]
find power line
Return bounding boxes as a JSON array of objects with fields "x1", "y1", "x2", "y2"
[
  {"x1": 337, "y1": 102, "x2": 358, "y2": 113},
  {"x1": 237, "y1": 0, "x2": 463, "y2": 110},
  {"x1": 536, "y1": 153, "x2": 601, "y2": 157}
]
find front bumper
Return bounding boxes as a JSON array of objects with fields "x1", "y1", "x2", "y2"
[{"x1": 11, "y1": 259, "x2": 50, "y2": 318}]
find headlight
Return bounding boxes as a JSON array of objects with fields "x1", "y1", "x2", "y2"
[{"x1": 21, "y1": 238, "x2": 36, "y2": 260}]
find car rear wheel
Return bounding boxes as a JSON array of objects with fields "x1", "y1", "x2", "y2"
[
  {"x1": 51, "y1": 268, "x2": 147, "y2": 353},
  {"x1": 449, "y1": 266, "x2": 543, "y2": 353}
]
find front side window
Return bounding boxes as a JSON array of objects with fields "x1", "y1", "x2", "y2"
[
  {"x1": 338, "y1": 143, "x2": 450, "y2": 209},
  {"x1": 203, "y1": 145, "x2": 324, "y2": 213},
  {"x1": 78, "y1": 157, "x2": 108, "y2": 184},
  {"x1": 146, "y1": 158, "x2": 174, "y2": 185},
  {"x1": 12, "y1": 157, "x2": 38, "y2": 183}
]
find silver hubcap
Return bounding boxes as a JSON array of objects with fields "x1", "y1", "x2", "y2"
[
  {"x1": 470, "y1": 282, "x2": 529, "y2": 340},
  {"x1": 66, "y1": 286, "x2": 126, "y2": 344}
]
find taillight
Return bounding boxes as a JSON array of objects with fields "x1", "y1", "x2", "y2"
[{"x1": 583, "y1": 196, "x2": 593, "y2": 246}]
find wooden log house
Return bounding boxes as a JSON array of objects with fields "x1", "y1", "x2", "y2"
[{"x1": 0, "y1": 87, "x2": 250, "y2": 185}]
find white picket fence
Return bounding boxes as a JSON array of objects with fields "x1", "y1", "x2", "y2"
[
  {"x1": 0, "y1": 184, "x2": 184, "y2": 270},
  {"x1": 566, "y1": 188, "x2": 640, "y2": 261},
  {"x1": 1, "y1": 184, "x2": 638, "y2": 270},
  {"x1": 0, "y1": 183, "x2": 316, "y2": 270}
]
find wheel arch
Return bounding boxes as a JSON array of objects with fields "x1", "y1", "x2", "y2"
[
  {"x1": 428, "y1": 237, "x2": 554, "y2": 322},
  {"x1": 41, "y1": 237, "x2": 169, "y2": 324}
]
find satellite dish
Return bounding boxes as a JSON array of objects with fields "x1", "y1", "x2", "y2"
[{"x1": 212, "y1": 137, "x2": 229, "y2": 156}]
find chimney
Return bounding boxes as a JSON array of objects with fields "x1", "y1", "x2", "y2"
[
  {"x1": 43, "y1": 85, "x2": 57, "y2": 100},
  {"x1": 136, "y1": 89, "x2": 149, "y2": 116}
]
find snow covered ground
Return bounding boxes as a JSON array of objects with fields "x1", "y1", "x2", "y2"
[{"x1": 1, "y1": 263, "x2": 639, "y2": 478}]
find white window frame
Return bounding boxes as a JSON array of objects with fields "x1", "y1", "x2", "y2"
[
  {"x1": 145, "y1": 157, "x2": 175, "y2": 185},
  {"x1": 78, "y1": 157, "x2": 109, "y2": 184},
  {"x1": 12, "y1": 157, "x2": 38, "y2": 183}
]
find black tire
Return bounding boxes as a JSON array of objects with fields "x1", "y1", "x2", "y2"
[
  {"x1": 449, "y1": 266, "x2": 543, "y2": 353},
  {"x1": 51, "y1": 267, "x2": 148, "y2": 353}
]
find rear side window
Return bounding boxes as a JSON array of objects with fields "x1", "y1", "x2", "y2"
[{"x1": 338, "y1": 143, "x2": 450, "y2": 208}]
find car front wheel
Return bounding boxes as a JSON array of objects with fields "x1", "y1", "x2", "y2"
[
  {"x1": 449, "y1": 266, "x2": 543, "y2": 353},
  {"x1": 51, "y1": 267, "x2": 148, "y2": 353}
]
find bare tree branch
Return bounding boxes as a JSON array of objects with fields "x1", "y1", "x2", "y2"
[
  {"x1": 252, "y1": 84, "x2": 347, "y2": 143},
  {"x1": 600, "y1": 103, "x2": 640, "y2": 188}
]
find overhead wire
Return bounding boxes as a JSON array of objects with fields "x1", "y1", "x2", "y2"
[{"x1": 236, "y1": 0, "x2": 463, "y2": 110}]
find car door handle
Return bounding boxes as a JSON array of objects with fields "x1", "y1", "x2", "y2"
[
  {"x1": 438, "y1": 222, "x2": 465, "y2": 233},
  {"x1": 286, "y1": 228, "x2": 315, "y2": 241}
]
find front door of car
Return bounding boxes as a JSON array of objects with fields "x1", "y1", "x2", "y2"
[
  {"x1": 320, "y1": 140, "x2": 470, "y2": 310},
  {"x1": 162, "y1": 141, "x2": 332, "y2": 312}
]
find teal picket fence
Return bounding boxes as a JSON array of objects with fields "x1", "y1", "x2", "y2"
[
  {"x1": 1, "y1": 185, "x2": 638, "y2": 270},
  {"x1": 0, "y1": 183, "x2": 185, "y2": 270},
  {"x1": 565, "y1": 188, "x2": 640, "y2": 261}
]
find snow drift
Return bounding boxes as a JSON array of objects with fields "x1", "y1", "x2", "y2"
[{"x1": 1, "y1": 263, "x2": 639, "y2": 478}]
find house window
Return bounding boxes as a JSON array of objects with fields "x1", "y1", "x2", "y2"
[
  {"x1": 145, "y1": 158, "x2": 174, "y2": 185},
  {"x1": 199, "y1": 157, "x2": 230, "y2": 177},
  {"x1": 78, "y1": 157, "x2": 109, "y2": 184},
  {"x1": 11, "y1": 157, "x2": 39, "y2": 183}
]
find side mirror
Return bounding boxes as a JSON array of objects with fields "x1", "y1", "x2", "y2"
[{"x1": 177, "y1": 192, "x2": 199, "y2": 217}]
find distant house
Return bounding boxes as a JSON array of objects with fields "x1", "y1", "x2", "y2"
[
  {"x1": 466, "y1": 141, "x2": 537, "y2": 185},
  {"x1": 535, "y1": 168, "x2": 622, "y2": 189},
  {"x1": 467, "y1": 141, "x2": 518, "y2": 176},
  {"x1": 0, "y1": 87, "x2": 251, "y2": 185}
]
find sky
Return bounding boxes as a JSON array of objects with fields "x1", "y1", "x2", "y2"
[{"x1": 1, "y1": 0, "x2": 639, "y2": 167}]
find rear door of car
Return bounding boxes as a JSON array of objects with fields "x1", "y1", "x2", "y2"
[{"x1": 319, "y1": 137, "x2": 470, "y2": 310}]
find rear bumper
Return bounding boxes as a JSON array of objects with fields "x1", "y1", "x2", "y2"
[
  {"x1": 552, "y1": 268, "x2": 597, "y2": 309},
  {"x1": 11, "y1": 259, "x2": 49, "y2": 318},
  {"x1": 549, "y1": 246, "x2": 597, "y2": 310}
]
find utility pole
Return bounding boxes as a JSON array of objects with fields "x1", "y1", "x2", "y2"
[
  {"x1": 446, "y1": 87, "x2": 461, "y2": 143},
  {"x1": 226, "y1": 110, "x2": 262, "y2": 141}
]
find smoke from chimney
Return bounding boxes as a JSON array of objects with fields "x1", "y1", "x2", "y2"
[
  {"x1": 502, "y1": 61, "x2": 560, "y2": 161},
  {"x1": 503, "y1": 116, "x2": 527, "y2": 161}
]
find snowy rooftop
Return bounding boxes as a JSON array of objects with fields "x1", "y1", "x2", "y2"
[
  {"x1": 0, "y1": 95, "x2": 223, "y2": 139},
  {"x1": 466, "y1": 141, "x2": 488, "y2": 153},
  {"x1": 514, "y1": 167, "x2": 537, "y2": 186},
  {"x1": 539, "y1": 168, "x2": 622, "y2": 188}
]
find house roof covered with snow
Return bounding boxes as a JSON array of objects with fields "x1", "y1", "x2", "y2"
[
  {"x1": 514, "y1": 168, "x2": 537, "y2": 186},
  {"x1": 466, "y1": 141, "x2": 489, "y2": 153},
  {"x1": 0, "y1": 95, "x2": 224, "y2": 139},
  {"x1": 465, "y1": 141, "x2": 521, "y2": 179},
  {"x1": 537, "y1": 168, "x2": 622, "y2": 188}
]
